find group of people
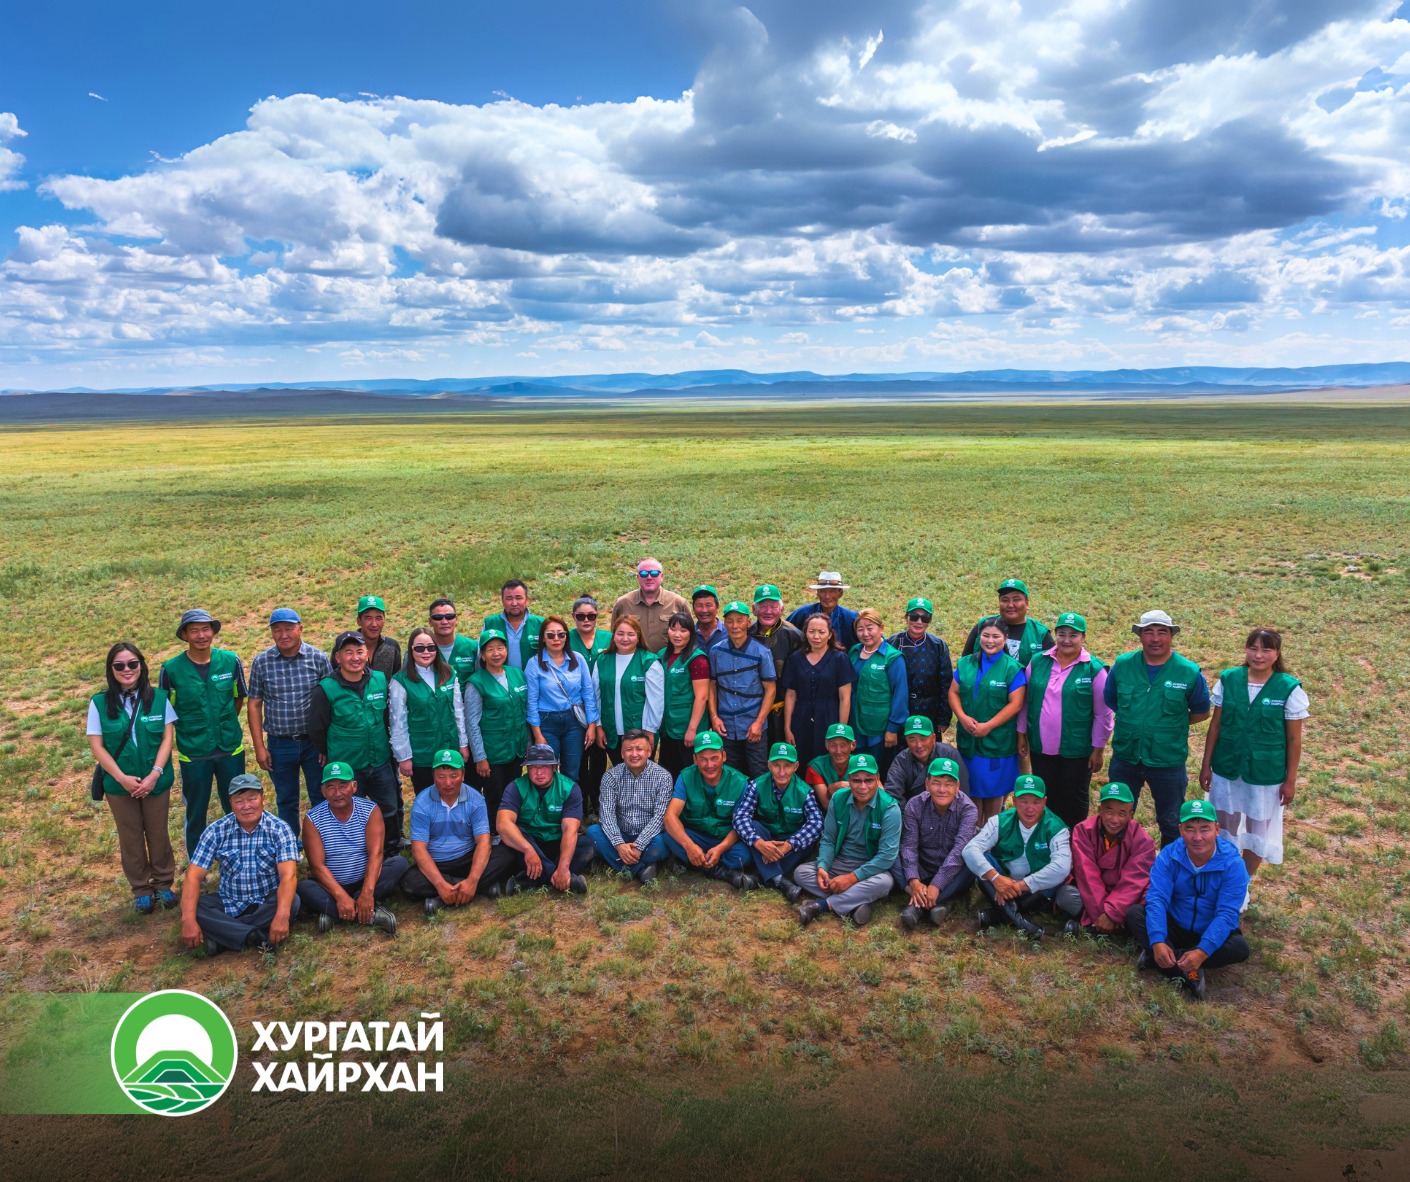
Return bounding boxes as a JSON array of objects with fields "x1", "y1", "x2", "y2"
[{"x1": 86, "y1": 561, "x2": 1307, "y2": 997}]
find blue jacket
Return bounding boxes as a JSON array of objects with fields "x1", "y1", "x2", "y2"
[{"x1": 1145, "y1": 835, "x2": 1249, "y2": 956}]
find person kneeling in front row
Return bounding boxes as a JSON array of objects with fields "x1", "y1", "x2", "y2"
[
  {"x1": 962, "y1": 774, "x2": 1081, "y2": 941},
  {"x1": 898, "y1": 756, "x2": 979, "y2": 929},
  {"x1": 298, "y1": 761, "x2": 407, "y2": 935},
  {"x1": 1067, "y1": 782, "x2": 1155, "y2": 938},
  {"x1": 1126, "y1": 798, "x2": 1250, "y2": 1000},
  {"x1": 587, "y1": 728, "x2": 673, "y2": 885},
  {"x1": 400, "y1": 749, "x2": 491, "y2": 917},
  {"x1": 484, "y1": 744, "x2": 596, "y2": 895},
  {"x1": 181, "y1": 773, "x2": 299, "y2": 956},
  {"x1": 795, "y1": 754, "x2": 901, "y2": 927}
]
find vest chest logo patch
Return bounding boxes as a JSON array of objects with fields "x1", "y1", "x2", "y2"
[
  {"x1": 987, "y1": 679, "x2": 1008, "y2": 689},
  {"x1": 367, "y1": 693, "x2": 385, "y2": 705},
  {"x1": 1163, "y1": 681, "x2": 1188, "y2": 690},
  {"x1": 1033, "y1": 842, "x2": 1049, "y2": 852},
  {"x1": 1074, "y1": 677, "x2": 1092, "y2": 686},
  {"x1": 212, "y1": 672, "x2": 233, "y2": 682},
  {"x1": 629, "y1": 675, "x2": 645, "y2": 684},
  {"x1": 141, "y1": 714, "x2": 164, "y2": 724},
  {"x1": 1264, "y1": 699, "x2": 1286, "y2": 707}
]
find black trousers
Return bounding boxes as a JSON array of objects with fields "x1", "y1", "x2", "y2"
[
  {"x1": 469, "y1": 760, "x2": 521, "y2": 833},
  {"x1": 577, "y1": 743, "x2": 607, "y2": 813},
  {"x1": 483, "y1": 834, "x2": 596, "y2": 888},
  {"x1": 1126, "y1": 903, "x2": 1251, "y2": 971},
  {"x1": 656, "y1": 734, "x2": 693, "y2": 779},
  {"x1": 1030, "y1": 752, "x2": 1094, "y2": 830},
  {"x1": 400, "y1": 848, "x2": 483, "y2": 899}
]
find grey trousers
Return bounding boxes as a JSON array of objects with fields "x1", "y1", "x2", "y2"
[{"x1": 795, "y1": 855, "x2": 894, "y2": 916}]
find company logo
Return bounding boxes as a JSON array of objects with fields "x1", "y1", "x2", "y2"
[{"x1": 111, "y1": 990, "x2": 238, "y2": 1116}]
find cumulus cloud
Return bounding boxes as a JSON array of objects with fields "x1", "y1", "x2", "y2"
[{"x1": 5, "y1": 2, "x2": 1410, "y2": 378}]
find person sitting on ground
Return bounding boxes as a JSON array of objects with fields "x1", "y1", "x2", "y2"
[
  {"x1": 400, "y1": 750, "x2": 491, "y2": 917},
  {"x1": 962, "y1": 774, "x2": 1080, "y2": 941},
  {"x1": 733, "y1": 742, "x2": 824, "y2": 903},
  {"x1": 662, "y1": 730, "x2": 757, "y2": 889},
  {"x1": 1126, "y1": 798, "x2": 1250, "y2": 1000},
  {"x1": 298, "y1": 761, "x2": 406, "y2": 935},
  {"x1": 884, "y1": 714, "x2": 971, "y2": 802},
  {"x1": 898, "y1": 756, "x2": 979, "y2": 930},
  {"x1": 803, "y1": 722, "x2": 856, "y2": 810},
  {"x1": 795, "y1": 754, "x2": 901, "y2": 928},
  {"x1": 1067, "y1": 782, "x2": 1156, "y2": 938},
  {"x1": 586, "y1": 728, "x2": 674, "y2": 885},
  {"x1": 484, "y1": 744, "x2": 596, "y2": 895},
  {"x1": 180, "y1": 773, "x2": 299, "y2": 956}
]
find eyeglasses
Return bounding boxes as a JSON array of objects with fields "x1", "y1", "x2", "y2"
[
  {"x1": 429, "y1": 612, "x2": 456, "y2": 621},
  {"x1": 410, "y1": 644, "x2": 437, "y2": 653},
  {"x1": 907, "y1": 613, "x2": 932, "y2": 623},
  {"x1": 543, "y1": 631, "x2": 568, "y2": 640},
  {"x1": 111, "y1": 660, "x2": 140, "y2": 672},
  {"x1": 637, "y1": 570, "x2": 662, "y2": 578},
  {"x1": 574, "y1": 612, "x2": 598, "y2": 621}
]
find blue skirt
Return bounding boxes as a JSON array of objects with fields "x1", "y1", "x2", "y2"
[{"x1": 964, "y1": 754, "x2": 1020, "y2": 800}]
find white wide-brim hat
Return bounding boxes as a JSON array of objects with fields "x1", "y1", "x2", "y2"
[{"x1": 808, "y1": 570, "x2": 851, "y2": 590}]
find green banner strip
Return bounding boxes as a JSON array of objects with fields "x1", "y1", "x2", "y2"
[{"x1": 1, "y1": 994, "x2": 147, "y2": 1114}]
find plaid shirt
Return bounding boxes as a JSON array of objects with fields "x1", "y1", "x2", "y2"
[
  {"x1": 248, "y1": 642, "x2": 334, "y2": 737},
  {"x1": 596, "y1": 759, "x2": 674, "y2": 848},
  {"x1": 190, "y1": 810, "x2": 300, "y2": 915},
  {"x1": 900, "y1": 790, "x2": 979, "y2": 891},
  {"x1": 733, "y1": 777, "x2": 824, "y2": 849}
]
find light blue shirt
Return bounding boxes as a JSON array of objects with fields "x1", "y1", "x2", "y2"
[
  {"x1": 524, "y1": 652, "x2": 600, "y2": 726},
  {"x1": 409, "y1": 783, "x2": 489, "y2": 862}
]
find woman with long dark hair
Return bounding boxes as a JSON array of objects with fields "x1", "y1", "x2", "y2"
[
  {"x1": 526, "y1": 614, "x2": 599, "y2": 783},
  {"x1": 85, "y1": 642, "x2": 178, "y2": 913},
  {"x1": 391, "y1": 626, "x2": 468, "y2": 790},
  {"x1": 780, "y1": 612, "x2": 856, "y2": 770},
  {"x1": 656, "y1": 611, "x2": 709, "y2": 776},
  {"x1": 1199, "y1": 627, "x2": 1308, "y2": 887}
]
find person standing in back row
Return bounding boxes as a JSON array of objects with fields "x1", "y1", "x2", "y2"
[
  {"x1": 788, "y1": 570, "x2": 859, "y2": 650},
  {"x1": 709, "y1": 601, "x2": 777, "y2": 778},
  {"x1": 749, "y1": 584, "x2": 804, "y2": 745},
  {"x1": 390, "y1": 627, "x2": 468, "y2": 791},
  {"x1": 161, "y1": 609, "x2": 248, "y2": 856},
  {"x1": 569, "y1": 595, "x2": 613, "y2": 806},
  {"x1": 962, "y1": 579, "x2": 1054, "y2": 671},
  {"x1": 690, "y1": 585, "x2": 728, "y2": 653},
  {"x1": 428, "y1": 599, "x2": 479, "y2": 686},
  {"x1": 464, "y1": 628, "x2": 531, "y2": 824},
  {"x1": 355, "y1": 595, "x2": 402, "y2": 678},
  {"x1": 1105, "y1": 610, "x2": 1210, "y2": 847},
  {"x1": 482, "y1": 579, "x2": 543, "y2": 670},
  {"x1": 888, "y1": 597, "x2": 954, "y2": 738},
  {"x1": 611, "y1": 557, "x2": 689, "y2": 654}
]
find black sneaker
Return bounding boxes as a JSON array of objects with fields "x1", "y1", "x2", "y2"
[
  {"x1": 503, "y1": 877, "x2": 522, "y2": 897},
  {"x1": 424, "y1": 897, "x2": 442, "y2": 918},
  {"x1": 900, "y1": 905, "x2": 923, "y2": 930},
  {"x1": 203, "y1": 936, "x2": 220, "y2": 957},
  {"x1": 976, "y1": 907, "x2": 998, "y2": 930},
  {"x1": 730, "y1": 872, "x2": 761, "y2": 891},
  {"x1": 927, "y1": 904, "x2": 951, "y2": 925},
  {"x1": 1062, "y1": 918, "x2": 1083, "y2": 937},
  {"x1": 371, "y1": 906, "x2": 397, "y2": 936},
  {"x1": 568, "y1": 874, "x2": 588, "y2": 895},
  {"x1": 316, "y1": 912, "x2": 336, "y2": 935},
  {"x1": 1183, "y1": 965, "x2": 1207, "y2": 1001},
  {"x1": 636, "y1": 864, "x2": 658, "y2": 886},
  {"x1": 1136, "y1": 948, "x2": 1152, "y2": 971},
  {"x1": 849, "y1": 903, "x2": 874, "y2": 927},
  {"x1": 797, "y1": 899, "x2": 827, "y2": 926},
  {"x1": 779, "y1": 879, "x2": 804, "y2": 904}
]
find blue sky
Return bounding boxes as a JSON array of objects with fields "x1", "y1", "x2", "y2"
[{"x1": 4, "y1": 0, "x2": 1410, "y2": 388}]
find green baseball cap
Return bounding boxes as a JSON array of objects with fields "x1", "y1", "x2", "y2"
[
  {"x1": 321, "y1": 761, "x2": 355, "y2": 783},
  {"x1": 753, "y1": 583, "x2": 782, "y2": 604},
  {"x1": 693, "y1": 730, "x2": 724, "y2": 752},
  {"x1": 478, "y1": 628, "x2": 508, "y2": 646},
  {"x1": 1180, "y1": 799, "x2": 1218, "y2": 824},
  {"x1": 768, "y1": 742, "x2": 798, "y2": 763},
  {"x1": 902, "y1": 715, "x2": 934, "y2": 737},
  {"x1": 1055, "y1": 611, "x2": 1087, "y2": 633},
  {"x1": 722, "y1": 600, "x2": 751, "y2": 617},
  {"x1": 1012, "y1": 774, "x2": 1047, "y2": 798},
  {"x1": 432, "y1": 749, "x2": 464, "y2": 769},
  {"x1": 356, "y1": 595, "x2": 386, "y2": 615},
  {"x1": 1098, "y1": 782, "x2": 1135, "y2": 804},
  {"x1": 825, "y1": 723, "x2": 855, "y2": 742},
  {"x1": 997, "y1": 578, "x2": 1030, "y2": 597},
  {"x1": 691, "y1": 584, "x2": 719, "y2": 601},
  {"x1": 904, "y1": 596, "x2": 934, "y2": 616},
  {"x1": 846, "y1": 754, "x2": 879, "y2": 776},
  {"x1": 927, "y1": 756, "x2": 960, "y2": 779}
]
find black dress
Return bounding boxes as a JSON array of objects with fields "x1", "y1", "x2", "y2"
[{"x1": 780, "y1": 649, "x2": 858, "y2": 770}]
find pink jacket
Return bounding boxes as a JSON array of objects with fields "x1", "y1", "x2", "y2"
[{"x1": 1069, "y1": 816, "x2": 1156, "y2": 927}]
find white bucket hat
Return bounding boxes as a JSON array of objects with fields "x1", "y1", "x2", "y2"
[
  {"x1": 808, "y1": 571, "x2": 850, "y2": 590},
  {"x1": 1132, "y1": 609, "x2": 1180, "y2": 634}
]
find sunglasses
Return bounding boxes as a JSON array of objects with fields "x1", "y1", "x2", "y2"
[
  {"x1": 111, "y1": 660, "x2": 141, "y2": 672},
  {"x1": 543, "y1": 631, "x2": 568, "y2": 640},
  {"x1": 637, "y1": 570, "x2": 662, "y2": 578},
  {"x1": 410, "y1": 644, "x2": 437, "y2": 653},
  {"x1": 429, "y1": 612, "x2": 456, "y2": 621},
  {"x1": 574, "y1": 612, "x2": 598, "y2": 621},
  {"x1": 907, "y1": 612, "x2": 932, "y2": 623}
]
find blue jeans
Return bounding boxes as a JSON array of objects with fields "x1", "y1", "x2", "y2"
[
  {"x1": 538, "y1": 709, "x2": 586, "y2": 782},
  {"x1": 179, "y1": 752, "x2": 245, "y2": 856},
  {"x1": 664, "y1": 827, "x2": 752, "y2": 871},
  {"x1": 295, "y1": 856, "x2": 410, "y2": 918},
  {"x1": 1108, "y1": 756, "x2": 1188, "y2": 847},
  {"x1": 267, "y1": 735, "x2": 324, "y2": 835},
  {"x1": 748, "y1": 842, "x2": 811, "y2": 883},
  {"x1": 587, "y1": 826, "x2": 670, "y2": 876}
]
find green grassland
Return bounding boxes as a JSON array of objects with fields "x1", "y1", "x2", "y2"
[{"x1": 1, "y1": 400, "x2": 1408, "y2": 1175}]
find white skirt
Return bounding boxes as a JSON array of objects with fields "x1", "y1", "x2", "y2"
[{"x1": 1209, "y1": 773, "x2": 1284, "y2": 863}]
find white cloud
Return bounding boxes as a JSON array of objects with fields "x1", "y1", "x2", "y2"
[{"x1": 0, "y1": 112, "x2": 26, "y2": 192}]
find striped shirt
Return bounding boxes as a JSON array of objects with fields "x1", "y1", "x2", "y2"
[
  {"x1": 248, "y1": 642, "x2": 334, "y2": 738},
  {"x1": 190, "y1": 810, "x2": 300, "y2": 916},
  {"x1": 306, "y1": 797, "x2": 376, "y2": 885},
  {"x1": 596, "y1": 759, "x2": 674, "y2": 848}
]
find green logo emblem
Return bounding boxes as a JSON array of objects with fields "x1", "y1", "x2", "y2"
[{"x1": 110, "y1": 990, "x2": 238, "y2": 1116}]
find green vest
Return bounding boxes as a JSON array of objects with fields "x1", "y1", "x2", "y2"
[
  {"x1": 320, "y1": 671, "x2": 391, "y2": 770},
  {"x1": 91, "y1": 690, "x2": 175, "y2": 796},
  {"x1": 806, "y1": 753, "x2": 851, "y2": 787},
  {"x1": 1210, "y1": 667, "x2": 1299, "y2": 786},
  {"x1": 1026, "y1": 651, "x2": 1105, "y2": 758},
  {"x1": 954, "y1": 651, "x2": 1023, "y2": 759},
  {"x1": 393, "y1": 667, "x2": 459, "y2": 766},
  {"x1": 974, "y1": 615, "x2": 1052, "y2": 670},
  {"x1": 752, "y1": 774, "x2": 812, "y2": 840},
  {"x1": 993, "y1": 807, "x2": 1067, "y2": 876},
  {"x1": 511, "y1": 772, "x2": 576, "y2": 844},
  {"x1": 569, "y1": 628, "x2": 612, "y2": 670},
  {"x1": 1109, "y1": 651, "x2": 1203, "y2": 768},
  {"x1": 161, "y1": 649, "x2": 245, "y2": 761},
  {"x1": 679, "y1": 764, "x2": 751, "y2": 840},
  {"x1": 658, "y1": 645, "x2": 706, "y2": 739},
  {"x1": 827, "y1": 787, "x2": 897, "y2": 861},
  {"x1": 482, "y1": 613, "x2": 543, "y2": 665},
  {"x1": 443, "y1": 635, "x2": 481, "y2": 685},
  {"x1": 468, "y1": 665, "x2": 529, "y2": 765},
  {"x1": 850, "y1": 643, "x2": 901, "y2": 737},
  {"x1": 597, "y1": 648, "x2": 660, "y2": 745}
]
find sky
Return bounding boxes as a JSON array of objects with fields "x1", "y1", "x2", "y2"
[{"x1": 4, "y1": 0, "x2": 1410, "y2": 389}]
